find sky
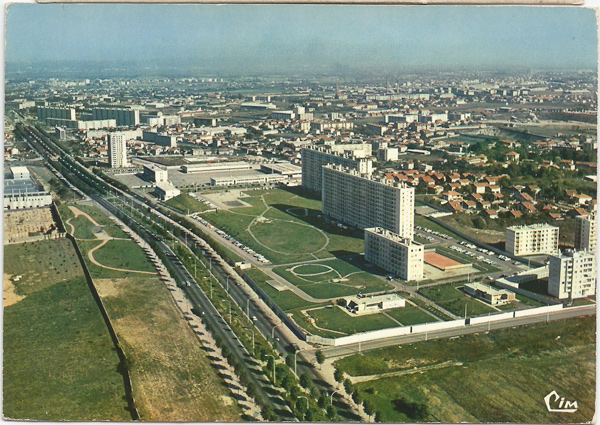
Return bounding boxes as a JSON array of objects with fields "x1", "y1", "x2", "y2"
[{"x1": 5, "y1": 5, "x2": 599, "y2": 74}]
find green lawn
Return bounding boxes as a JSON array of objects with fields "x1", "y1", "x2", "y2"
[
  {"x1": 203, "y1": 188, "x2": 365, "y2": 265},
  {"x1": 308, "y1": 306, "x2": 398, "y2": 335},
  {"x1": 3, "y1": 239, "x2": 82, "y2": 296},
  {"x1": 273, "y1": 258, "x2": 392, "y2": 299},
  {"x1": 91, "y1": 240, "x2": 156, "y2": 273},
  {"x1": 70, "y1": 215, "x2": 99, "y2": 239},
  {"x1": 419, "y1": 284, "x2": 497, "y2": 317},
  {"x1": 385, "y1": 306, "x2": 439, "y2": 326},
  {"x1": 166, "y1": 193, "x2": 210, "y2": 214},
  {"x1": 336, "y1": 317, "x2": 595, "y2": 423},
  {"x1": 244, "y1": 267, "x2": 315, "y2": 311}
]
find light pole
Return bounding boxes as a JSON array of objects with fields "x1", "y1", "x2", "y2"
[
  {"x1": 294, "y1": 348, "x2": 304, "y2": 376},
  {"x1": 330, "y1": 389, "x2": 339, "y2": 405},
  {"x1": 271, "y1": 323, "x2": 280, "y2": 340},
  {"x1": 298, "y1": 396, "x2": 309, "y2": 418},
  {"x1": 266, "y1": 354, "x2": 276, "y2": 382},
  {"x1": 226, "y1": 275, "x2": 230, "y2": 293},
  {"x1": 246, "y1": 298, "x2": 254, "y2": 318}
]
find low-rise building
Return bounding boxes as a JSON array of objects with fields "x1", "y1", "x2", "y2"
[
  {"x1": 154, "y1": 183, "x2": 180, "y2": 201},
  {"x1": 463, "y1": 282, "x2": 516, "y2": 305},
  {"x1": 344, "y1": 293, "x2": 406, "y2": 315},
  {"x1": 142, "y1": 164, "x2": 168, "y2": 184}
]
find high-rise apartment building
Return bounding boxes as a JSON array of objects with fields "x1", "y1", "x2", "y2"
[
  {"x1": 575, "y1": 212, "x2": 597, "y2": 253},
  {"x1": 364, "y1": 227, "x2": 423, "y2": 281},
  {"x1": 548, "y1": 249, "x2": 596, "y2": 299},
  {"x1": 301, "y1": 144, "x2": 373, "y2": 193},
  {"x1": 322, "y1": 165, "x2": 414, "y2": 239},
  {"x1": 92, "y1": 107, "x2": 140, "y2": 126},
  {"x1": 108, "y1": 133, "x2": 128, "y2": 168},
  {"x1": 37, "y1": 106, "x2": 76, "y2": 123},
  {"x1": 505, "y1": 224, "x2": 559, "y2": 256}
]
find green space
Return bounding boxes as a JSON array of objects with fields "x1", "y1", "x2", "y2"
[
  {"x1": 203, "y1": 188, "x2": 365, "y2": 265},
  {"x1": 70, "y1": 215, "x2": 99, "y2": 239},
  {"x1": 244, "y1": 267, "x2": 316, "y2": 311},
  {"x1": 307, "y1": 306, "x2": 398, "y2": 335},
  {"x1": 66, "y1": 204, "x2": 131, "y2": 240},
  {"x1": 335, "y1": 317, "x2": 595, "y2": 423},
  {"x1": 3, "y1": 239, "x2": 129, "y2": 420},
  {"x1": 419, "y1": 284, "x2": 497, "y2": 317},
  {"x1": 91, "y1": 239, "x2": 156, "y2": 273},
  {"x1": 273, "y1": 258, "x2": 392, "y2": 299},
  {"x1": 3, "y1": 239, "x2": 82, "y2": 296},
  {"x1": 385, "y1": 306, "x2": 438, "y2": 326},
  {"x1": 166, "y1": 193, "x2": 210, "y2": 214}
]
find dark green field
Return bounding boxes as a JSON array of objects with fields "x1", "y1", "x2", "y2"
[
  {"x1": 308, "y1": 306, "x2": 398, "y2": 335},
  {"x1": 335, "y1": 317, "x2": 595, "y2": 423},
  {"x1": 419, "y1": 284, "x2": 497, "y2": 317}
]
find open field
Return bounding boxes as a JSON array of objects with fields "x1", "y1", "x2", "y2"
[
  {"x1": 335, "y1": 317, "x2": 595, "y2": 423},
  {"x1": 273, "y1": 258, "x2": 392, "y2": 299},
  {"x1": 385, "y1": 306, "x2": 439, "y2": 326},
  {"x1": 3, "y1": 238, "x2": 129, "y2": 421},
  {"x1": 69, "y1": 204, "x2": 131, "y2": 239},
  {"x1": 244, "y1": 267, "x2": 315, "y2": 311},
  {"x1": 419, "y1": 284, "x2": 497, "y2": 317},
  {"x1": 202, "y1": 188, "x2": 365, "y2": 265},
  {"x1": 307, "y1": 306, "x2": 398, "y2": 335},
  {"x1": 166, "y1": 193, "x2": 210, "y2": 214},
  {"x1": 94, "y1": 276, "x2": 242, "y2": 421},
  {"x1": 92, "y1": 240, "x2": 157, "y2": 273},
  {"x1": 3, "y1": 239, "x2": 82, "y2": 296}
]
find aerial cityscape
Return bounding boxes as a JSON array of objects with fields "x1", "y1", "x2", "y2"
[{"x1": 3, "y1": 4, "x2": 597, "y2": 423}]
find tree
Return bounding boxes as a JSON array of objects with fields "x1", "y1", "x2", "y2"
[
  {"x1": 363, "y1": 399, "x2": 375, "y2": 420},
  {"x1": 299, "y1": 373, "x2": 312, "y2": 389},
  {"x1": 334, "y1": 367, "x2": 344, "y2": 384},
  {"x1": 304, "y1": 407, "x2": 315, "y2": 421},
  {"x1": 374, "y1": 411, "x2": 383, "y2": 423},
  {"x1": 344, "y1": 379, "x2": 354, "y2": 394},
  {"x1": 352, "y1": 389, "x2": 363, "y2": 406},
  {"x1": 286, "y1": 353, "x2": 295, "y2": 368},
  {"x1": 318, "y1": 393, "x2": 329, "y2": 409},
  {"x1": 315, "y1": 350, "x2": 325, "y2": 369},
  {"x1": 261, "y1": 404, "x2": 278, "y2": 421},
  {"x1": 326, "y1": 405, "x2": 337, "y2": 421}
]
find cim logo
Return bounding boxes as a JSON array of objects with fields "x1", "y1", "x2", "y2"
[{"x1": 544, "y1": 390, "x2": 578, "y2": 413}]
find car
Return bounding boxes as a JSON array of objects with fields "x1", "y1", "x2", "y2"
[{"x1": 252, "y1": 315, "x2": 258, "y2": 322}]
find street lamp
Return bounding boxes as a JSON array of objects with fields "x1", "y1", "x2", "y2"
[
  {"x1": 330, "y1": 389, "x2": 339, "y2": 405},
  {"x1": 271, "y1": 323, "x2": 280, "y2": 340},
  {"x1": 294, "y1": 348, "x2": 304, "y2": 376},
  {"x1": 226, "y1": 275, "x2": 230, "y2": 293},
  {"x1": 223, "y1": 299, "x2": 232, "y2": 323}
]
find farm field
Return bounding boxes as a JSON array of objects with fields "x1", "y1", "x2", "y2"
[
  {"x1": 202, "y1": 188, "x2": 365, "y2": 265},
  {"x1": 419, "y1": 284, "x2": 497, "y2": 317},
  {"x1": 335, "y1": 317, "x2": 595, "y2": 423},
  {"x1": 3, "y1": 239, "x2": 130, "y2": 421}
]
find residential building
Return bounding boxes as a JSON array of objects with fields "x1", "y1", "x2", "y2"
[
  {"x1": 322, "y1": 165, "x2": 414, "y2": 239},
  {"x1": 142, "y1": 130, "x2": 177, "y2": 147},
  {"x1": 92, "y1": 107, "x2": 140, "y2": 126},
  {"x1": 548, "y1": 249, "x2": 596, "y2": 299},
  {"x1": 37, "y1": 106, "x2": 76, "y2": 123},
  {"x1": 142, "y1": 164, "x2": 168, "y2": 184},
  {"x1": 301, "y1": 145, "x2": 373, "y2": 193},
  {"x1": 108, "y1": 133, "x2": 128, "y2": 168},
  {"x1": 364, "y1": 227, "x2": 423, "y2": 281},
  {"x1": 505, "y1": 224, "x2": 559, "y2": 256},
  {"x1": 575, "y1": 212, "x2": 597, "y2": 252}
]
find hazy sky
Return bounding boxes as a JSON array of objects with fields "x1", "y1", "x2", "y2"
[{"x1": 5, "y1": 5, "x2": 598, "y2": 72}]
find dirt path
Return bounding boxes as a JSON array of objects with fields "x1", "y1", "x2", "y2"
[
  {"x1": 69, "y1": 206, "x2": 101, "y2": 227},
  {"x1": 87, "y1": 240, "x2": 157, "y2": 275},
  {"x1": 3, "y1": 274, "x2": 25, "y2": 307},
  {"x1": 349, "y1": 360, "x2": 464, "y2": 383}
]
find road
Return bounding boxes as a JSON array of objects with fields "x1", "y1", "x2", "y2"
[{"x1": 322, "y1": 305, "x2": 596, "y2": 358}]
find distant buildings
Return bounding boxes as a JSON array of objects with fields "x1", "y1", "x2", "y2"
[
  {"x1": 364, "y1": 227, "x2": 424, "y2": 281},
  {"x1": 142, "y1": 130, "x2": 177, "y2": 147},
  {"x1": 37, "y1": 106, "x2": 76, "y2": 122},
  {"x1": 505, "y1": 224, "x2": 559, "y2": 256},
  {"x1": 301, "y1": 144, "x2": 372, "y2": 193},
  {"x1": 322, "y1": 165, "x2": 414, "y2": 239},
  {"x1": 548, "y1": 249, "x2": 596, "y2": 299},
  {"x1": 575, "y1": 212, "x2": 597, "y2": 253},
  {"x1": 92, "y1": 107, "x2": 140, "y2": 126},
  {"x1": 108, "y1": 133, "x2": 128, "y2": 168}
]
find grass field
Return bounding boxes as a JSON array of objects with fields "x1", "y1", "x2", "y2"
[
  {"x1": 3, "y1": 239, "x2": 129, "y2": 421},
  {"x1": 166, "y1": 193, "x2": 210, "y2": 214},
  {"x1": 94, "y1": 276, "x2": 242, "y2": 421},
  {"x1": 203, "y1": 188, "x2": 365, "y2": 265},
  {"x1": 385, "y1": 306, "x2": 439, "y2": 326},
  {"x1": 244, "y1": 267, "x2": 315, "y2": 311},
  {"x1": 4, "y1": 239, "x2": 82, "y2": 296},
  {"x1": 273, "y1": 258, "x2": 393, "y2": 299},
  {"x1": 307, "y1": 306, "x2": 399, "y2": 335},
  {"x1": 419, "y1": 284, "x2": 497, "y2": 317},
  {"x1": 335, "y1": 317, "x2": 595, "y2": 423},
  {"x1": 92, "y1": 240, "x2": 156, "y2": 273}
]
